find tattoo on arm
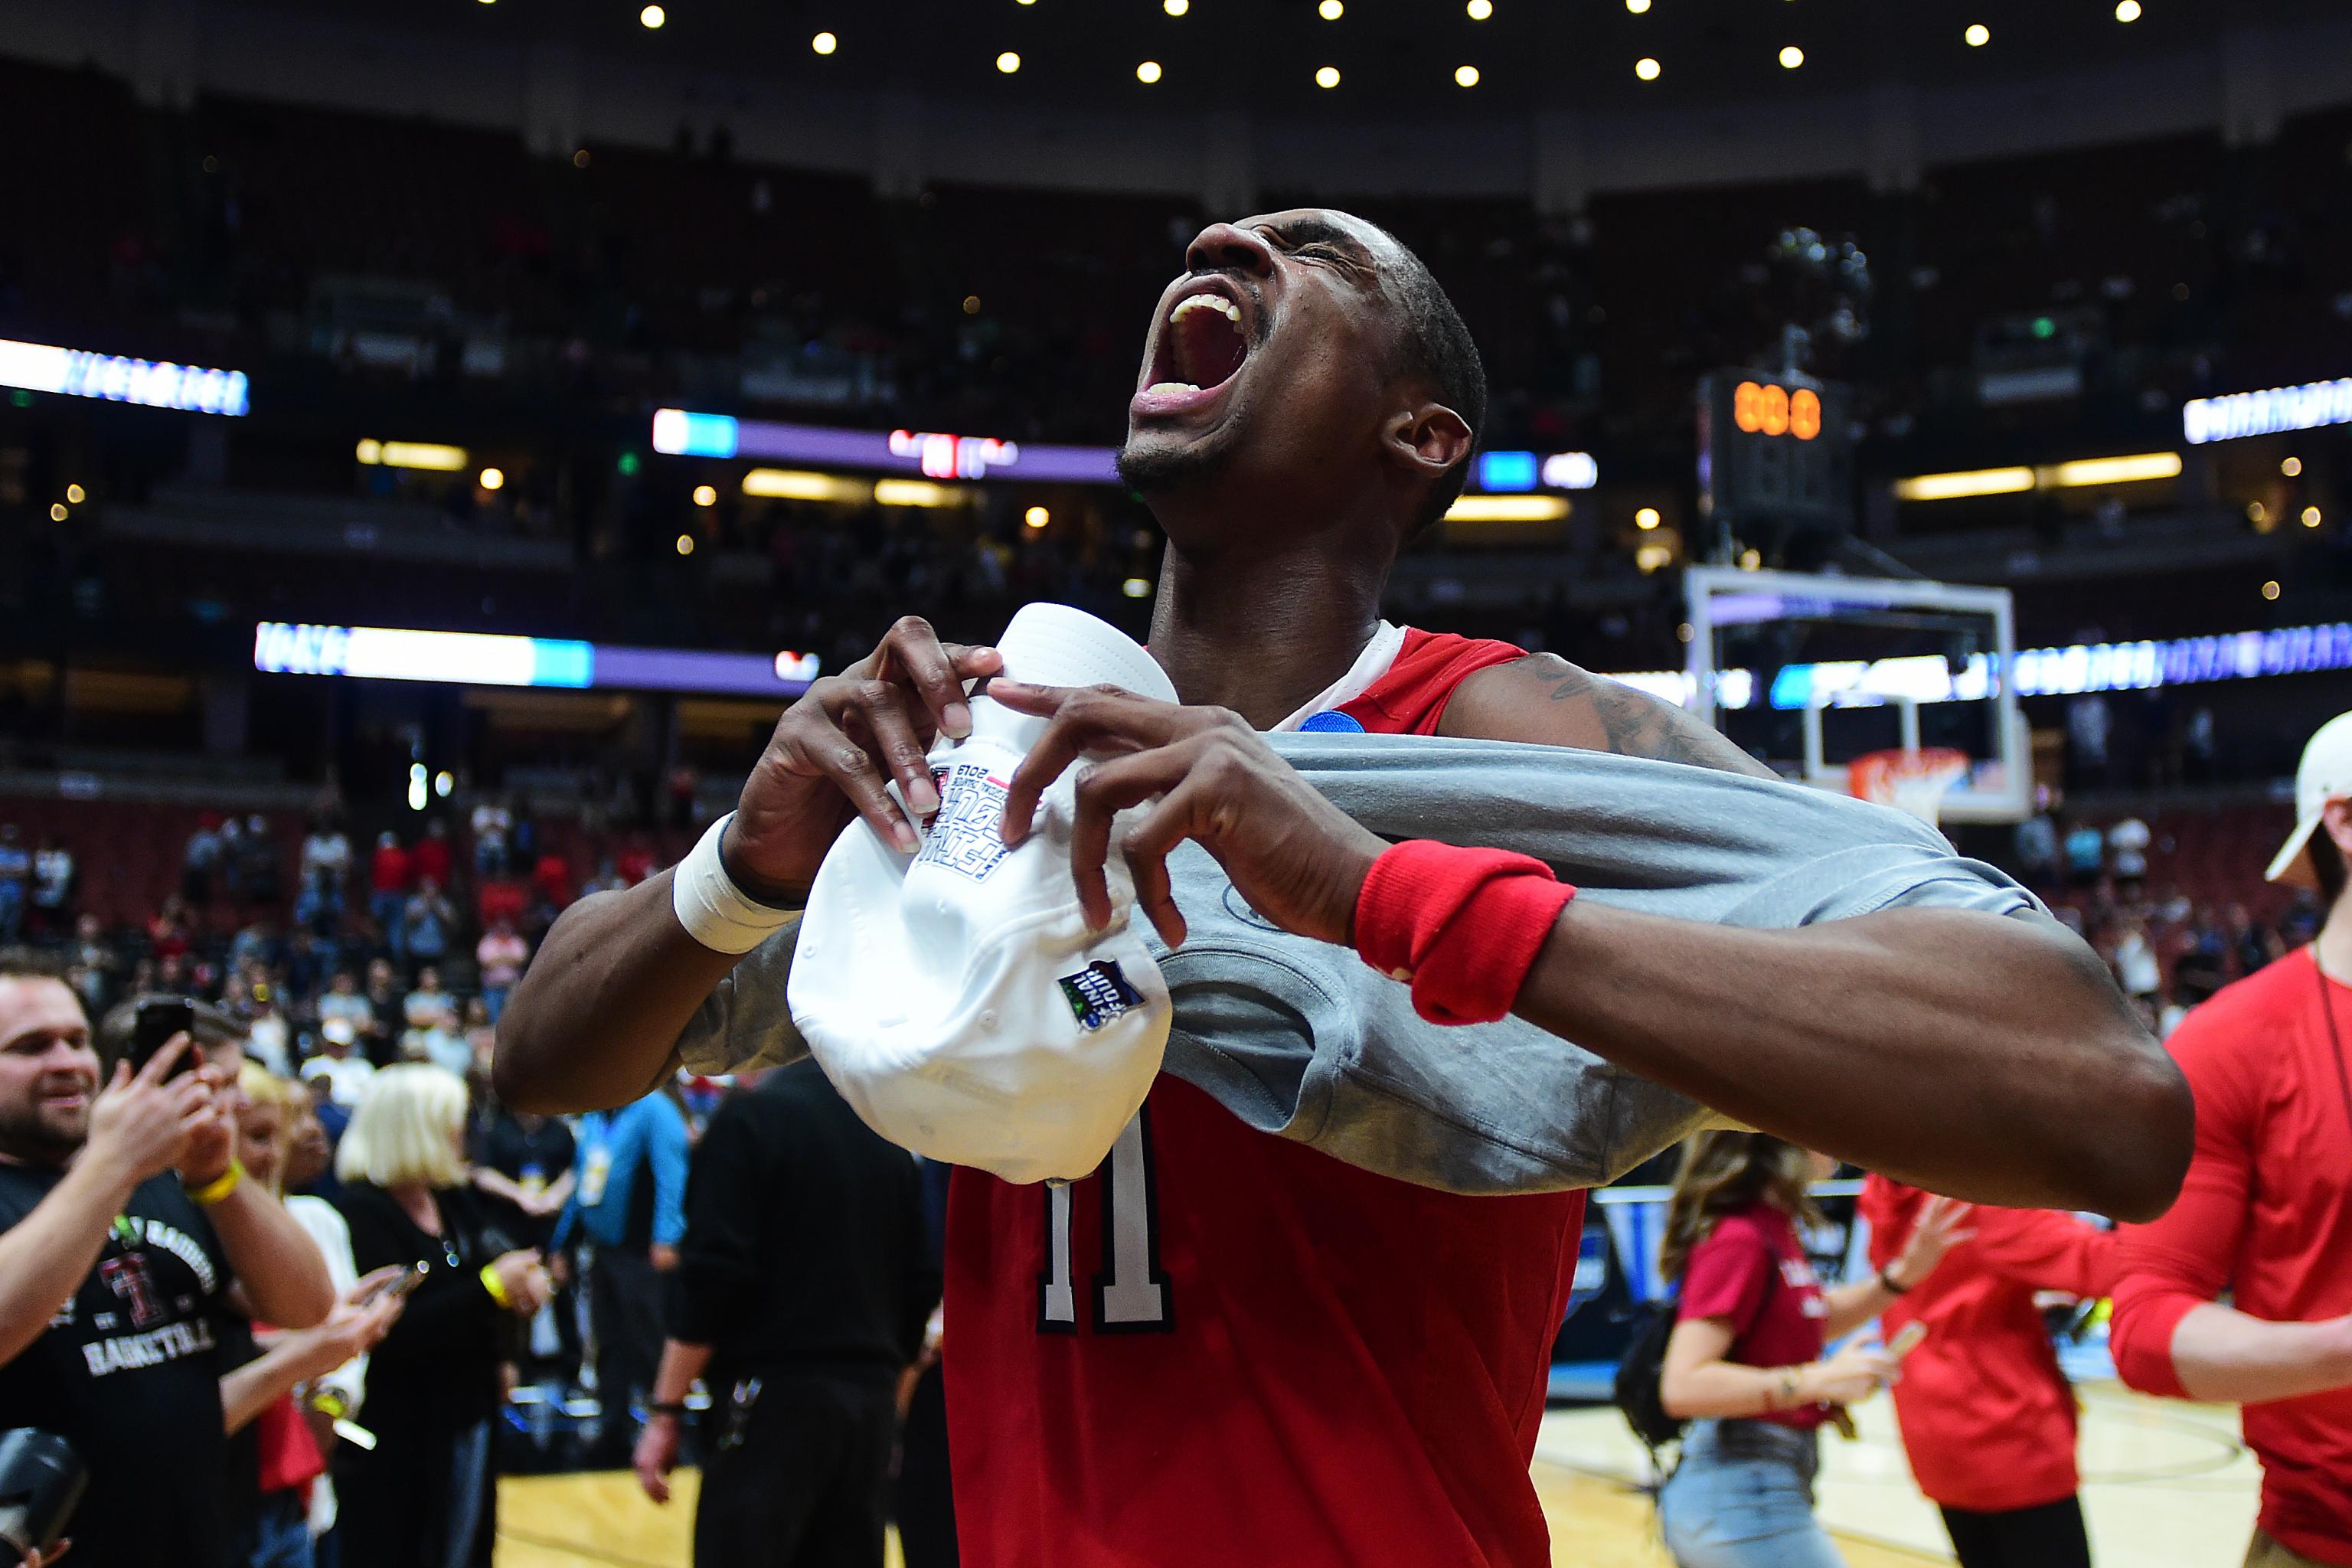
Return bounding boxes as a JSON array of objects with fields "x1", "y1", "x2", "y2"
[{"x1": 1544, "y1": 663, "x2": 1778, "y2": 777}]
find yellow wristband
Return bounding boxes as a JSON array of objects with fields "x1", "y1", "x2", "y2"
[
  {"x1": 185, "y1": 1160, "x2": 244, "y2": 1207},
  {"x1": 310, "y1": 1387, "x2": 352, "y2": 1422},
  {"x1": 479, "y1": 1263, "x2": 512, "y2": 1309}
]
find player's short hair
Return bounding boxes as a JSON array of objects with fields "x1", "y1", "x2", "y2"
[
  {"x1": 335, "y1": 1063, "x2": 469, "y2": 1190},
  {"x1": 1378, "y1": 238, "x2": 1488, "y2": 538}
]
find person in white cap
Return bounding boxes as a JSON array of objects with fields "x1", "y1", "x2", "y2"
[
  {"x1": 2111, "y1": 710, "x2": 2352, "y2": 1568},
  {"x1": 499, "y1": 210, "x2": 2187, "y2": 1568}
]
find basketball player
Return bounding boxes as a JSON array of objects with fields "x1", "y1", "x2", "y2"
[
  {"x1": 500, "y1": 211, "x2": 2189, "y2": 1566},
  {"x1": 2110, "y1": 712, "x2": 2352, "y2": 1568}
]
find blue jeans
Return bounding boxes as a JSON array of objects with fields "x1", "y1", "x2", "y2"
[
  {"x1": 249, "y1": 1488, "x2": 315, "y2": 1568},
  {"x1": 1658, "y1": 1419, "x2": 1845, "y2": 1568}
]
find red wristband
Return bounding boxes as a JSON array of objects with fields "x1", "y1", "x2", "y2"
[{"x1": 1353, "y1": 840, "x2": 1576, "y2": 1025}]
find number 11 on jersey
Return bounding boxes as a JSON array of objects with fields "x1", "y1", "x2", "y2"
[{"x1": 1037, "y1": 1108, "x2": 1173, "y2": 1334}]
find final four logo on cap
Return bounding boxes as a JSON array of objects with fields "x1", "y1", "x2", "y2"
[{"x1": 1059, "y1": 961, "x2": 1144, "y2": 1032}]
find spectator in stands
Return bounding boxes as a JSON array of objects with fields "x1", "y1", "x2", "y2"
[
  {"x1": 360, "y1": 959, "x2": 401, "y2": 1061},
  {"x1": 2063, "y1": 821, "x2": 2106, "y2": 887},
  {"x1": 530, "y1": 849, "x2": 572, "y2": 915},
  {"x1": 235, "y1": 815, "x2": 283, "y2": 910},
  {"x1": 2111, "y1": 712, "x2": 2352, "y2": 1568},
  {"x1": 400, "y1": 878, "x2": 454, "y2": 978},
  {"x1": 185, "y1": 813, "x2": 226, "y2": 907},
  {"x1": 316, "y1": 969, "x2": 372, "y2": 1038},
  {"x1": 67, "y1": 913, "x2": 116, "y2": 1011},
  {"x1": 470, "y1": 796, "x2": 512, "y2": 877},
  {"x1": 296, "y1": 814, "x2": 350, "y2": 936},
  {"x1": 475, "y1": 918, "x2": 528, "y2": 1024},
  {"x1": 1654, "y1": 1132, "x2": 1967, "y2": 1568},
  {"x1": 332, "y1": 1064, "x2": 553, "y2": 1568},
  {"x1": 412, "y1": 818, "x2": 452, "y2": 892},
  {"x1": 28, "y1": 833, "x2": 74, "y2": 937},
  {"x1": 288, "y1": 1080, "x2": 345, "y2": 1206},
  {"x1": 1859, "y1": 1177, "x2": 2119, "y2": 1568},
  {"x1": 2066, "y1": 694, "x2": 2112, "y2": 791},
  {"x1": 366, "y1": 832, "x2": 409, "y2": 955},
  {"x1": 461, "y1": 997, "x2": 496, "y2": 1078},
  {"x1": 0, "y1": 824, "x2": 28, "y2": 944},
  {"x1": 634, "y1": 1059, "x2": 940, "y2": 1565},
  {"x1": 2112, "y1": 916, "x2": 2163, "y2": 1001},
  {"x1": 2108, "y1": 815, "x2": 2152, "y2": 890},
  {"x1": 0, "y1": 967, "x2": 337, "y2": 1568},
  {"x1": 562, "y1": 1084, "x2": 690, "y2": 1465},
  {"x1": 470, "y1": 1094, "x2": 578, "y2": 1380},
  {"x1": 2011, "y1": 808, "x2": 2059, "y2": 886},
  {"x1": 300, "y1": 1018, "x2": 377, "y2": 1108},
  {"x1": 247, "y1": 986, "x2": 293, "y2": 1076}
]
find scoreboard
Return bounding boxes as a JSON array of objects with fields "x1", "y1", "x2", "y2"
[{"x1": 1697, "y1": 371, "x2": 1854, "y2": 550}]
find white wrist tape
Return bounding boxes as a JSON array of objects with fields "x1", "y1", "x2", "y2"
[{"x1": 672, "y1": 813, "x2": 797, "y2": 954}]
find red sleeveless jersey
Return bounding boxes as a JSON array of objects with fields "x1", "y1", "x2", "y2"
[{"x1": 942, "y1": 629, "x2": 1589, "y2": 1567}]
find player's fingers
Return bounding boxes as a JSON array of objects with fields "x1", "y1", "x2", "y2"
[
  {"x1": 877, "y1": 616, "x2": 999, "y2": 740},
  {"x1": 998, "y1": 686, "x2": 1184, "y2": 843},
  {"x1": 782, "y1": 708, "x2": 916, "y2": 852},
  {"x1": 136, "y1": 1033, "x2": 191, "y2": 1086},
  {"x1": 1129, "y1": 844, "x2": 1187, "y2": 949},
  {"x1": 843, "y1": 679, "x2": 941, "y2": 818},
  {"x1": 1067, "y1": 750, "x2": 1187, "y2": 929}
]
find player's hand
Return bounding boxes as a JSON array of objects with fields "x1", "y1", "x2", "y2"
[
  {"x1": 1802, "y1": 1342, "x2": 1900, "y2": 1407},
  {"x1": 730, "y1": 616, "x2": 1004, "y2": 895},
  {"x1": 85, "y1": 1036, "x2": 211, "y2": 1188},
  {"x1": 991, "y1": 682, "x2": 1388, "y2": 949},
  {"x1": 634, "y1": 1413, "x2": 683, "y2": 1504},
  {"x1": 1886, "y1": 1194, "x2": 1977, "y2": 1292}
]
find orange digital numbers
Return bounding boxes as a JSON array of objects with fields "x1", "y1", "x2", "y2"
[{"x1": 1730, "y1": 379, "x2": 1820, "y2": 441}]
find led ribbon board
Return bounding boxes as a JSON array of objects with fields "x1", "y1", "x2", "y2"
[
  {"x1": 2184, "y1": 379, "x2": 2352, "y2": 445},
  {"x1": 0, "y1": 337, "x2": 250, "y2": 415},
  {"x1": 253, "y1": 623, "x2": 818, "y2": 696},
  {"x1": 653, "y1": 410, "x2": 1119, "y2": 484}
]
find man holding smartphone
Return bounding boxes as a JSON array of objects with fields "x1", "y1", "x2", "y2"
[{"x1": 0, "y1": 963, "x2": 336, "y2": 1568}]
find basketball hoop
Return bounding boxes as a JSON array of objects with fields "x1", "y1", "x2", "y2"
[{"x1": 1848, "y1": 748, "x2": 1971, "y2": 826}]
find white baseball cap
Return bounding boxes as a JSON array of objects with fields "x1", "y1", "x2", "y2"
[
  {"x1": 2266, "y1": 710, "x2": 2352, "y2": 887},
  {"x1": 788, "y1": 605, "x2": 1179, "y2": 1184}
]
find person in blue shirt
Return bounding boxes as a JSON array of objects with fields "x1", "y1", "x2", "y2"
[{"x1": 554, "y1": 1084, "x2": 690, "y2": 1465}]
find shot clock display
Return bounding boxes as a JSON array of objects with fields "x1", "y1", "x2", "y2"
[{"x1": 1697, "y1": 370, "x2": 1854, "y2": 554}]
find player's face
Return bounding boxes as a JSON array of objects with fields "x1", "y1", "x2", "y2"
[
  {"x1": 0, "y1": 978, "x2": 101, "y2": 1159},
  {"x1": 1121, "y1": 208, "x2": 1403, "y2": 505}
]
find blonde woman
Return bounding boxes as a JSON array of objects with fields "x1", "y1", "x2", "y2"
[
  {"x1": 331, "y1": 1065, "x2": 550, "y2": 1568},
  {"x1": 1655, "y1": 1132, "x2": 1971, "y2": 1568},
  {"x1": 225, "y1": 1064, "x2": 400, "y2": 1568}
]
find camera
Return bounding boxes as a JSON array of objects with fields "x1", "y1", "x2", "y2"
[{"x1": 0, "y1": 1429, "x2": 83, "y2": 1567}]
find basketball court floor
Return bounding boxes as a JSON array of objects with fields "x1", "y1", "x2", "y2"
[{"x1": 495, "y1": 1383, "x2": 2260, "y2": 1567}]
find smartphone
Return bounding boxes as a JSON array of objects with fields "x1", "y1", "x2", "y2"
[
  {"x1": 367, "y1": 1263, "x2": 430, "y2": 1305},
  {"x1": 129, "y1": 998, "x2": 197, "y2": 1078}
]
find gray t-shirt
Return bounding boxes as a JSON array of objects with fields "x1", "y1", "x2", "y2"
[{"x1": 678, "y1": 733, "x2": 2040, "y2": 1194}]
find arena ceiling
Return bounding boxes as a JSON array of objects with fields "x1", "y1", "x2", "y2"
[{"x1": 253, "y1": 0, "x2": 2345, "y2": 118}]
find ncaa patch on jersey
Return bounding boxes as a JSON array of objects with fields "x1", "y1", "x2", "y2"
[{"x1": 1058, "y1": 960, "x2": 1143, "y2": 1031}]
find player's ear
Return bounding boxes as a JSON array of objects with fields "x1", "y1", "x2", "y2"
[{"x1": 1380, "y1": 400, "x2": 1472, "y2": 482}]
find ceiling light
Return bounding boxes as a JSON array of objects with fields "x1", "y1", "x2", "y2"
[
  {"x1": 2115, "y1": 0, "x2": 2141, "y2": 19},
  {"x1": 1965, "y1": 23, "x2": 1989, "y2": 46},
  {"x1": 2282, "y1": 456, "x2": 2303, "y2": 476},
  {"x1": 1024, "y1": 506, "x2": 1050, "y2": 529},
  {"x1": 692, "y1": 484, "x2": 718, "y2": 508},
  {"x1": 1625, "y1": 0, "x2": 1650, "y2": 11},
  {"x1": 1635, "y1": 507, "x2": 1661, "y2": 530},
  {"x1": 1136, "y1": 59, "x2": 1161, "y2": 82},
  {"x1": 1779, "y1": 44, "x2": 1804, "y2": 68},
  {"x1": 1446, "y1": 495, "x2": 1571, "y2": 523},
  {"x1": 1893, "y1": 466, "x2": 2037, "y2": 502},
  {"x1": 1455, "y1": 64, "x2": 1479, "y2": 87},
  {"x1": 675, "y1": 534, "x2": 695, "y2": 555},
  {"x1": 742, "y1": 469, "x2": 872, "y2": 503},
  {"x1": 812, "y1": 30, "x2": 836, "y2": 53},
  {"x1": 1123, "y1": 577, "x2": 1154, "y2": 599},
  {"x1": 874, "y1": 479, "x2": 969, "y2": 508},
  {"x1": 2262, "y1": 580, "x2": 2281, "y2": 600},
  {"x1": 48, "y1": 502, "x2": 67, "y2": 522},
  {"x1": 1315, "y1": 64, "x2": 1340, "y2": 88},
  {"x1": 64, "y1": 484, "x2": 85, "y2": 504},
  {"x1": 1635, "y1": 56, "x2": 1661, "y2": 80},
  {"x1": 2304, "y1": 507, "x2": 2324, "y2": 528},
  {"x1": 357, "y1": 439, "x2": 470, "y2": 472},
  {"x1": 1319, "y1": 0, "x2": 1343, "y2": 18},
  {"x1": 1164, "y1": 0, "x2": 1187, "y2": 12},
  {"x1": 1466, "y1": 0, "x2": 1492, "y2": 17},
  {"x1": 996, "y1": 51, "x2": 1021, "y2": 73},
  {"x1": 478, "y1": 466, "x2": 505, "y2": 491},
  {"x1": 639, "y1": 5, "x2": 665, "y2": 28},
  {"x1": 2043, "y1": 452, "x2": 2182, "y2": 488}
]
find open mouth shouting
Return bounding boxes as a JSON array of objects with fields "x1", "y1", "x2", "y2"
[{"x1": 1132, "y1": 277, "x2": 1256, "y2": 420}]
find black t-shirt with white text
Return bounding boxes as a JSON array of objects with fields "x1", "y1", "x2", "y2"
[{"x1": 0, "y1": 1164, "x2": 235, "y2": 1568}]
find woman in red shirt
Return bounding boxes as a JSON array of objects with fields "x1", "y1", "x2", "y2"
[
  {"x1": 1658, "y1": 1132, "x2": 1969, "y2": 1568},
  {"x1": 1860, "y1": 1175, "x2": 2119, "y2": 1568}
]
